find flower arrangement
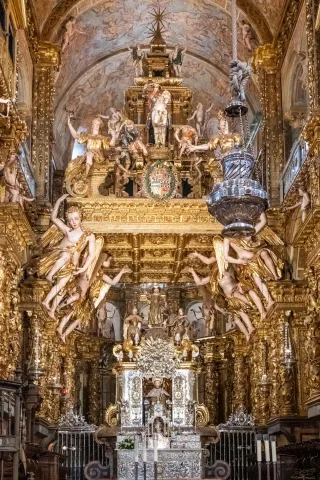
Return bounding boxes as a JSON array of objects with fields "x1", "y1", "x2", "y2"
[{"x1": 118, "y1": 437, "x2": 135, "y2": 450}]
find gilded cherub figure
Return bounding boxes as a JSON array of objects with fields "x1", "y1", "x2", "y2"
[
  {"x1": 284, "y1": 187, "x2": 310, "y2": 223},
  {"x1": 68, "y1": 115, "x2": 116, "y2": 177},
  {"x1": 39, "y1": 194, "x2": 96, "y2": 313},
  {"x1": 174, "y1": 125, "x2": 198, "y2": 158},
  {"x1": 1, "y1": 153, "x2": 34, "y2": 208}
]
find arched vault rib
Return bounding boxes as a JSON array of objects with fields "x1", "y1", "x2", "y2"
[{"x1": 41, "y1": 0, "x2": 272, "y2": 44}]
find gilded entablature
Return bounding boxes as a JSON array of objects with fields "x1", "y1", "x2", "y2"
[{"x1": 67, "y1": 198, "x2": 219, "y2": 235}]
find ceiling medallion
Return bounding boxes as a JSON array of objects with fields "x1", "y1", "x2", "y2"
[{"x1": 142, "y1": 159, "x2": 178, "y2": 203}]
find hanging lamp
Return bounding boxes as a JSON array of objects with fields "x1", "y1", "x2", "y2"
[{"x1": 206, "y1": 0, "x2": 268, "y2": 237}]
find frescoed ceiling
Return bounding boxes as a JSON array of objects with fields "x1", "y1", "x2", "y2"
[{"x1": 29, "y1": 0, "x2": 279, "y2": 167}]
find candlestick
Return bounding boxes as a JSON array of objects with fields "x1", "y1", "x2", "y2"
[
  {"x1": 154, "y1": 461, "x2": 158, "y2": 480},
  {"x1": 264, "y1": 434, "x2": 270, "y2": 462},
  {"x1": 135, "y1": 461, "x2": 138, "y2": 480},
  {"x1": 270, "y1": 435, "x2": 277, "y2": 463},
  {"x1": 142, "y1": 434, "x2": 147, "y2": 462},
  {"x1": 153, "y1": 433, "x2": 158, "y2": 462},
  {"x1": 134, "y1": 435, "x2": 139, "y2": 462},
  {"x1": 256, "y1": 434, "x2": 262, "y2": 462},
  {"x1": 143, "y1": 461, "x2": 147, "y2": 480}
]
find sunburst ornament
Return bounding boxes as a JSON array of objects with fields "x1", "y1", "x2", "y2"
[{"x1": 136, "y1": 338, "x2": 181, "y2": 379}]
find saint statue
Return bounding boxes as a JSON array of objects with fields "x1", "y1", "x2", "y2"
[
  {"x1": 146, "y1": 378, "x2": 170, "y2": 406},
  {"x1": 67, "y1": 115, "x2": 116, "y2": 177},
  {"x1": 123, "y1": 307, "x2": 143, "y2": 341},
  {"x1": 188, "y1": 102, "x2": 213, "y2": 137},
  {"x1": 143, "y1": 84, "x2": 171, "y2": 146},
  {"x1": 146, "y1": 286, "x2": 166, "y2": 327},
  {"x1": 168, "y1": 308, "x2": 189, "y2": 340},
  {"x1": 174, "y1": 125, "x2": 198, "y2": 158}
]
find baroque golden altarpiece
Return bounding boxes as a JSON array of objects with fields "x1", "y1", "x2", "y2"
[{"x1": 1, "y1": 0, "x2": 320, "y2": 478}]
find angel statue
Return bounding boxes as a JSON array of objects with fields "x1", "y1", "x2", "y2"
[
  {"x1": 1, "y1": 153, "x2": 34, "y2": 208},
  {"x1": 123, "y1": 307, "x2": 143, "y2": 342},
  {"x1": 189, "y1": 236, "x2": 267, "y2": 319},
  {"x1": 67, "y1": 115, "x2": 117, "y2": 177},
  {"x1": 143, "y1": 84, "x2": 171, "y2": 146},
  {"x1": 39, "y1": 194, "x2": 96, "y2": 314},
  {"x1": 145, "y1": 286, "x2": 167, "y2": 327},
  {"x1": 170, "y1": 45, "x2": 187, "y2": 77},
  {"x1": 128, "y1": 44, "x2": 145, "y2": 77},
  {"x1": 56, "y1": 250, "x2": 131, "y2": 342},
  {"x1": 99, "y1": 108, "x2": 125, "y2": 140},
  {"x1": 174, "y1": 125, "x2": 198, "y2": 158},
  {"x1": 223, "y1": 212, "x2": 283, "y2": 311},
  {"x1": 229, "y1": 59, "x2": 252, "y2": 103},
  {"x1": 188, "y1": 102, "x2": 214, "y2": 137},
  {"x1": 50, "y1": 253, "x2": 131, "y2": 318},
  {"x1": 188, "y1": 264, "x2": 255, "y2": 343},
  {"x1": 284, "y1": 187, "x2": 310, "y2": 223},
  {"x1": 187, "y1": 110, "x2": 241, "y2": 156}
]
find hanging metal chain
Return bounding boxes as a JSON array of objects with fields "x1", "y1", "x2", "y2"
[{"x1": 231, "y1": 0, "x2": 237, "y2": 60}]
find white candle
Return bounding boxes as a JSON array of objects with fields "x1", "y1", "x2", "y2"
[
  {"x1": 264, "y1": 435, "x2": 270, "y2": 462},
  {"x1": 153, "y1": 434, "x2": 158, "y2": 462},
  {"x1": 256, "y1": 437, "x2": 262, "y2": 462},
  {"x1": 142, "y1": 434, "x2": 147, "y2": 462},
  {"x1": 134, "y1": 436, "x2": 139, "y2": 462},
  {"x1": 270, "y1": 436, "x2": 277, "y2": 463}
]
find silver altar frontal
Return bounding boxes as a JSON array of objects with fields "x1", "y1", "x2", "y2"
[{"x1": 117, "y1": 435, "x2": 202, "y2": 480}]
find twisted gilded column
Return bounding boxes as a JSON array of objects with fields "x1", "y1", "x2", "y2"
[
  {"x1": 232, "y1": 349, "x2": 248, "y2": 411},
  {"x1": 31, "y1": 42, "x2": 60, "y2": 203},
  {"x1": 88, "y1": 360, "x2": 101, "y2": 425},
  {"x1": 204, "y1": 362, "x2": 218, "y2": 425}
]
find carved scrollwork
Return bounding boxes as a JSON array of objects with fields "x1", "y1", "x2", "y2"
[
  {"x1": 195, "y1": 403, "x2": 209, "y2": 427},
  {"x1": 210, "y1": 460, "x2": 231, "y2": 480},
  {"x1": 105, "y1": 403, "x2": 118, "y2": 427},
  {"x1": 65, "y1": 156, "x2": 88, "y2": 198}
]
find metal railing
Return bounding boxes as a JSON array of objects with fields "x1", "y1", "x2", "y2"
[
  {"x1": 54, "y1": 409, "x2": 110, "y2": 480},
  {"x1": 204, "y1": 407, "x2": 256, "y2": 480},
  {"x1": 281, "y1": 138, "x2": 309, "y2": 200}
]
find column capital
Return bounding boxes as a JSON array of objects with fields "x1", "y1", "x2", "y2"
[{"x1": 253, "y1": 44, "x2": 279, "y2": 73}]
